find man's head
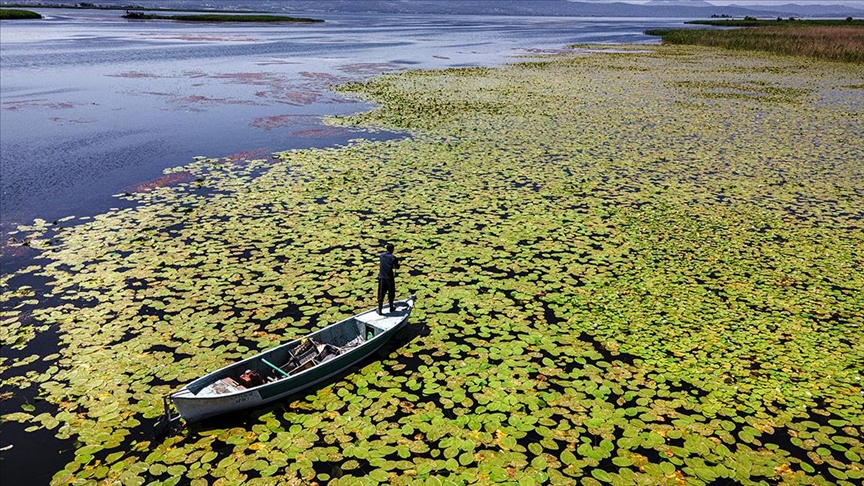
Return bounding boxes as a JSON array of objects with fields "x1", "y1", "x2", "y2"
[{"x1": 386, "y1": 243, "x2": 394, "y2": 253}]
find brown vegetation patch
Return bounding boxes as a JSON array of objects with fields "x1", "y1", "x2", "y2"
[
  {"x1": 652, "y1": 25, "x2": 864, "y2": 63},
  {"x1": 130, "y1": 171, "x2": 196, "y2": 193},
  {"x1": 250, "y1": 114, "x2": 319, "y2": 131},
  {"x1": 299, "y1": 71, "x2": 345, "y2": 82},
  {"x1": 112, "y1": 70, "x2": 350, "y2": 107},
  {"x1": 210, "y1": 73, "x2": 332, "y2": 104},
  {"x1": 210, "y1": 72, "x2": 274, "y2": 85},
  {"x1": 750, "y1": 26, "x2": 864, "y2": 62},
  {"x1": 278, "y1": 90, "x2": 325, "y2": 106},
  {"x1": 171, "y1": 95, "x2": 264, "y2": 106},
  {"x1": 3, "y1": 100, "x2": 78, "y2": 111}
]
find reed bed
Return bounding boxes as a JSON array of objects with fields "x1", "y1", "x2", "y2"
[{"x1": 647, "y1": 25, "x2": 864, "y2": 63}]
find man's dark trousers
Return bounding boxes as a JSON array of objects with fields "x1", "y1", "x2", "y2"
[{"x1": 378, "y1": 278, "x2": 395, "y2": 313}]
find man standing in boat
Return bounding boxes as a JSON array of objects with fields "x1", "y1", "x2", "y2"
[{"x1": 377, "y1": 243, "x2": 400, "y2": 314}]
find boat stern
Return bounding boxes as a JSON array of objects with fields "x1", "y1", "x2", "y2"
[{"x1": 171, "y1": 386, "x2": 263, "y2": 424}]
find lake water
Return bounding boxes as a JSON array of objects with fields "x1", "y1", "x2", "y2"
[{"x1": 1, "y1": 8, "x2": 687, "y2": 237}]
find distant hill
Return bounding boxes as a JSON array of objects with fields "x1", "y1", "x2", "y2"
[
  {"x1": 724, "y1": 3, "x2": 864, "y2": 18},
  {"x1": 645, "y1": 0, "x2": 714, "y2": 6}
]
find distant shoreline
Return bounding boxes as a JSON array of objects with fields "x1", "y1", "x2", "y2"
[
  {"x1": 0, "y1": 2, "x2": 270, "y2": 14},
  {"x1": 2, "y1": 0, "x2": 862, "y2": 19},
  {"x1": 1, "y1": 3, "x2": 325, "y2": 23}
]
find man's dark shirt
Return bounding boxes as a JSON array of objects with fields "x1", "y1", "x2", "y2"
[{"x1": 378, "y1": 252, "x2": 399, "y2": 281}]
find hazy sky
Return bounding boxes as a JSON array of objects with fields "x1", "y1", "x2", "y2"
[
  {"x1": 696, "y1": 1, "x2": 862, "y2": 5},
  {"x1": 576, "y1": 0, "x2": 864, "y2": 6}
]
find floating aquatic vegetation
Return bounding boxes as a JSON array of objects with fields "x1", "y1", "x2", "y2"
[
  {"x1": 287, "y1": 128, "x2": 344, "y2": 138},
  {"x1": 1, "y1": 44, "x2": 862, "y2": 485},
  {"x1": 170, "y1": 95, "x2": 265, "y2": 107},
  {"x1": 2, "y1": 100, "x2": 80, "y2": 111},
  {"x1": 337, "y1": 63, "x2": 407, "y2": 75},
  {"x1": 120, "y1": 70, "x2": 352, "y2": 110},
  {"x1": 250, "y1": 114, "x2": 317, "y2": 131},
  {"x1": 107, "y1": 71, "x2": 163, "y2": 79},
  {"x1": 222, "y1": 149, "x2": 272, "y2": 164},
  {"x1": 129, "y1": 172, "x2": 198, "y2": 193}
]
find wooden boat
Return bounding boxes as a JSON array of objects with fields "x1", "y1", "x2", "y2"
[{"x1": 164, "y1": 296, "x2": 416, "y2": 423}]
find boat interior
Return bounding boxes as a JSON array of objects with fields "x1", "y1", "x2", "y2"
[
  {"x1": 195, "y1": 317, "x2": 381, "y2": 396},
  {"x1": 188, "y1": 297, "x2": 415, "y2": 397}
]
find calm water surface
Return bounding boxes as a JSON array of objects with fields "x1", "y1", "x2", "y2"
[{"x1": 1, "y1": 10, "x2": 684, "y2": 232}]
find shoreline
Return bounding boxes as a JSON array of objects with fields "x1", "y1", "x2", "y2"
[{"x1": 0, "y1": 2, "x2": 270, "y2": 14}]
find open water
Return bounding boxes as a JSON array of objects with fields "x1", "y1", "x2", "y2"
[{"x1": 1, "y1": 8, "x2": 688, "y2": 235}]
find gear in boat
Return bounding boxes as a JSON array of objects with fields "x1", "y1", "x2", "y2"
[{"x1": 196, "y1": 325, "x2": 375, "y2": 397}]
